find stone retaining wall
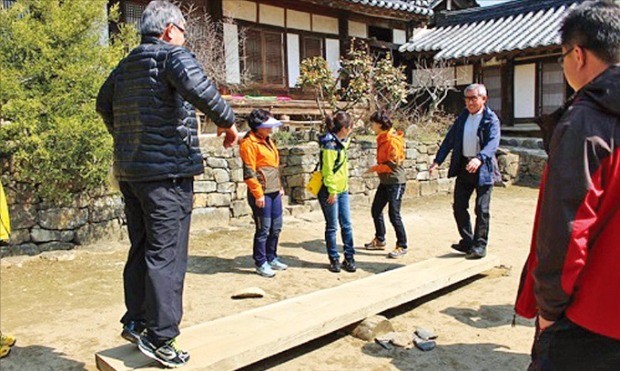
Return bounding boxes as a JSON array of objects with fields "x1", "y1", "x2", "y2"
[{"x1": 1, "y1": 135, "x2": 546, "y2": 257}]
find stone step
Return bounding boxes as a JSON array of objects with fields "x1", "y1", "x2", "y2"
[{"x1": 500, "y1": 136, "x2": 544, "y2": 150}]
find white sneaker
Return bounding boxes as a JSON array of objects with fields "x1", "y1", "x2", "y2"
[
  {"x1": 256, "y1": 262, "x2": 276, "y2": 277},
  {"x1": 269, "y1": 258, "x2": 288, "y2": 271}
]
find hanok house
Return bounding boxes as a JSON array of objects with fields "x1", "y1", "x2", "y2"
[
  {"x1": 113, "y1": 0, "x2": 433, "y2": 128},
  {"x1": 400, "y1": 0, "x2": 582, "y2": 133}
]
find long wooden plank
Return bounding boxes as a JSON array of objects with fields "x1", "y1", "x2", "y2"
[{"x1": 96, "y1": 255, "x2": 498, "y2": 370}]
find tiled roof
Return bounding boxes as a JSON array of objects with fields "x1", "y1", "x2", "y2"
[
  {"x1": 399, "y1": 0, "x2": 582, "y2": 60},
  {"x1": 345, "y1": 0, "x2": 433, "y2": 16}
]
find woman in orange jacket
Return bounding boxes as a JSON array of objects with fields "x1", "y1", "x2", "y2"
[
  {"x1": 364, "y1": 110, "x2": 408, "y2": 258},
  {"x1": 239, "y1": 109, "x2": 287, "y2": 277}
]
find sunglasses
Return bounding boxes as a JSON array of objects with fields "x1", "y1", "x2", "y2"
[
  {"x1": 557, "y1": 47, "x2": 574, "y2": 65},
  {"x1": 171, "y1": 22, "x2": 186, "y2": 35}
]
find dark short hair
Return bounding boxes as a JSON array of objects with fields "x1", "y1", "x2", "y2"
[
  {"x1": 560, "y1": 0, "x2": 620, "y2": 64},
  {"x1": 370, "y1": 110, "x2": 393, "y2": 131},
  {"x1": 325, "y1": 111, "x2": 352, "y2": 134},
  {"x1": 248, "y1": 109, "x2": 271, "y2": 131}
]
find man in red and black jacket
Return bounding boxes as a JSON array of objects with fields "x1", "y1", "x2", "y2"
[{"x1": 515, "y1": 1, "x2": 620, "y2": 369}]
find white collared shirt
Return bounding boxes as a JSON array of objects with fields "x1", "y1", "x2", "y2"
[{"x1": 462, "y1": 108, "x2": 484, "y2": 157}]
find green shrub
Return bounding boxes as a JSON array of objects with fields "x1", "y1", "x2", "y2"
[{"x1": 0, "y1": 0, "x2": 138, "y2": 204}]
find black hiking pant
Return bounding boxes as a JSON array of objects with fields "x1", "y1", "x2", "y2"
[
  {"x1": 119, "y1": 177, "x2": 193, "y2": 342},
  {"x1": 453, "y1": 158, "x2": 492, "y2": 250}
]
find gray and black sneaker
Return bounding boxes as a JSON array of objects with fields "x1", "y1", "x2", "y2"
[
  {"x1": 342, "y1": 258, "x2": 357, "y2": 272},
  {"x1": 121, "y1": 320, "x2": 145, "y2": 344},
  {"x1": 138, "y1": 335, "x2": 190, "y2": 368}
]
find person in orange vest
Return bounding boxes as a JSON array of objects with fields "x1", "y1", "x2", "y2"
[
  {"x1": 239, "y1": 109, "x2": 287, "y2": 278},
  {"x1": 364, "y1": 110, "x2": 408, "y2": 258}
]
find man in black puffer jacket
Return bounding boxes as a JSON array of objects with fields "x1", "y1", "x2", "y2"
[{"x1": 96, "y1": 1, "x2": 236, "y2": 367}]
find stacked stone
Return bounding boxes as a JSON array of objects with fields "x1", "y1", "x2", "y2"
[
  {"x1": 277, "y1": 139, "x2": 453, "y2": 206},
  {"x1": 192, "y1": 146, "x2": 250, "y2": 228},
  {"x1": 3, "y1": 182, "x2": 124, "y2": 257}
]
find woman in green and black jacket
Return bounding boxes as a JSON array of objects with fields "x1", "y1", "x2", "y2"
[{"x1": 318, "y1": 111, "x2": 356, "y2": 273}]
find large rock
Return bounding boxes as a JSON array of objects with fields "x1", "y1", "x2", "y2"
[
  {"x1": 405, "y1": 181, "x2": 420, "y2": 198},
  {"x1": 74, "y1": 219, "x2": 123, "y2": 246},
  {"x1": 231, "y1": 200, "x2": 251, "y2": 217},
  {"x1": 206, "y1": 193, "x2": 231, "y2": 207},
  {"x1": 217, "y1": 182, "x2": 236, "y2": 194},
  {"x1": 207, "y1": 157, "x2": 229, "y2": 169},
  {"x1": 9, "y1": 204, "x2": 37, "y2": 229},
  {"x1": 438, "y1": 178, "x2": 454, "y2": 194},
  {"x1": 9, "y1": 228, "x2": 31, "y2": 245},
  {"x1": 194, "y1": 181, "x2": 217, "y2": 193},
  {"x1": 31, "y1": 227, "x2": 74, "y2": 243},
  {"x1": 38, "y1": 207, "x2": 88, "y2": 230},
  {"x1": 350, "y1": 315, "x2": 394, "y2": 341},
  {"x1": 286, "y1": 174, "x2": 309, "y2": 188},
  {"x1": 416, "y1": 171, "x2": 430, "y2": 181},
  {"x1": 213, "y1": 169, "x2": 230, "y2": 183},
  {"x1": 348, "y1": 177, "x2": 366, "y2": 194},
  {"x1": 230, "y1": 168, "x2": 244, "y2": 183},
  {"x1": 89, "y1": 195, "x2": 124, "y2": 223},
  {"x1": 11, "y1": 243, "x2": 40, "y2": 256},
  {"x1": 236, "y1": 183, "x2": 248, "y2": 200},
  {"x1": 227, "y1": 157, "x2": 243, "y2": 170},
  {"x1": 420, "y1": 180, "x2": 439, "y2": 196},
  {"x1": 39, "y1": 241, "x2": 74, "y2": 252}
]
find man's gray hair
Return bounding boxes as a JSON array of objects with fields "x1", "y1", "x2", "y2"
[
  {"x1": 140, "y1": 0, "x2": 185, "y2": 37},
  {"x1": 464, "y1": 84, "x2": 488, "y2": 97}
]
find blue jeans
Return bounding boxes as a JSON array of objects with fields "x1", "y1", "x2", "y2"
[
  {"x1": 248, "y1": 192, "x2": 283, "y2": 267},
  {"x1": 318, "y1": 187, "x2": 355, "y2": 261}
]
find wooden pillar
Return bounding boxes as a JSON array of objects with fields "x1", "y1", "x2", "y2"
[{"x1": 502, "y1": 58, "x2": 515, "y2": 126}]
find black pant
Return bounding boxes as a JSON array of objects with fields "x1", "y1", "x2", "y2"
[
  {"x1": 453, "y1": 159, "x2": 492, "y2": 249},
  {"x1": 371, "y1": 183, "x2": 407, "y2": 248},
  {"x1": 119, "y1": 178, "x2": 193, "y2": 342},
  {"x1": 530, "y1": 317, "x2": 620, "y2": 370}
]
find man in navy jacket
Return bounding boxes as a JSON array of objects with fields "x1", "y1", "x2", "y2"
[
  {"x1": 429, "y1": 83, "x2": 501, "y2": 259},
  {"x1": 96, "y1": 0, "x2": 236, "y2": 368}
]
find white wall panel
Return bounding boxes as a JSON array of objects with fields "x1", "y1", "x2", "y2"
[
  {"x1": 325, "y1": 39, "x2": 340, "y2": 78},
  {"x1": 348, "y1": 21, "x2": 367, "y2": 38},
  {"x1": 287, "y1": 34, "x2": 301, "y2": 88},
  {"x1": 222, "y1": 0, "x2": 256, "y2": 22},
  {"x1": 287, "y1": 9, "x2": 311, "y2": 31},
  {"x1": 514, "y1": 63, "x2": 536, "y2": 118},
  {"x1": 312, "y1": 14, "x2": 338, "y2": 34},
  {"x1": 223, "y1": 23, "x2": 241, "y2": 84},
  {"x1": 259, "y1": 4, "x2": 284, "y2": 27},
  {"x1": 393, "y1": 29, "x2": 407, "y2": 44},
  {"x1": 456, "y1": 65, "x2": 474, "y2": 85}
]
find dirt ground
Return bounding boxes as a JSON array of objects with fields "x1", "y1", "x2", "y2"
[{"x1": 0, "y1": 185, "x2": 539, "y2": 371}]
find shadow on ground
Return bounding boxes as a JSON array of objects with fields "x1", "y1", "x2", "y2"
[
  {"x1": 361, "y1": 341, "x2": 531, "y2": 370},
  {"x1": 0, "y1": 345, "x2": 86, "y2": 371},
  {"x1": 441, "y1": 304, "x2": 535, "y2": 330}
]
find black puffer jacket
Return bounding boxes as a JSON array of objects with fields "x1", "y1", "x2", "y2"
[{"x1": 96, "y1": 37, "x2": 235, "y2": 182}]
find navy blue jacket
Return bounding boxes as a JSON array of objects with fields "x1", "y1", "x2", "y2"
[
  {"x1": 96, "y1": 37, "x2": 235, "y2": 182},
  {"x1": 434, "y1": 106, "x2": 501, "y2": 186}
]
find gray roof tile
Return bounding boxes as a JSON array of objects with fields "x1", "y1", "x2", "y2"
[
  {"x1": 345, "y1": 0, "x2": 433, "y2": 15},
  {"x1": 399, "y1": 0, "x2": 581, "y2": 59}
]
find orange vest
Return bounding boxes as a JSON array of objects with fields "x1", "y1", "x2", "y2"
[
  {"x1": 239, "y1": 131, "x2": 281, "y2": 198},
  {"x1": 369, "y1": 129, "x2": 406, "y2": 184}
]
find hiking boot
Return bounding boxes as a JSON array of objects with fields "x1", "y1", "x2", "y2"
[
  {"x1": 465, "y1": 247, "x2": 486, "y2": 260},
  {"x1": 121, "y1": 320, "x2": 145, "y2": 344},
  {"x1": 364, "y1": 237, "x2": 386, "y2": 250},
  {"x1": 256, "y1": 262, "x2": 276, "y2": 277},
  {"x1": 388, "y1": 246, "x2": 407, "y2": 259},
  {"x1": 451, "y1": 243, "x2": 471, "y2": 254},
  {"x1": 138, "y1": 335, "x2": 190, "y2": 369},
  {"x1": 342, "y1": 258, "x2": 357, "y2": 272},
  {"x1": 268, "y1": 257, "x2": 288, "y2": 271},
  {"x1": 0, "y1": 333, "x2": 16, "y2": 347},
  {"x1": 328, "y1": 258, "x2": 341, "y2": 273}
]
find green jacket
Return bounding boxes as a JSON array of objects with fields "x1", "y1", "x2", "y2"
[{"x1": 319, "y1": 132, "x2": 350, "y2": 195}]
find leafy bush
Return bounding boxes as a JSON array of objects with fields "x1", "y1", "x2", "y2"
[{"x1": 0, "y1": 0, "x2": 138, "y2": 203}]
